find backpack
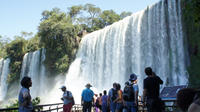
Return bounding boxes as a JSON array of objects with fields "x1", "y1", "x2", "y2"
[
  {"x1": 123, "y1": 85, "x2": 135, "y2": 101},
  {"x1": 111, "y1": 88, "x2": 118, "y2": 101},
  {"x1": 67, "y1": 91, "x2": 75, "y2": 106}
]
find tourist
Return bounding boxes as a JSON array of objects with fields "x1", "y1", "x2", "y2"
[
  {"x1": 81, "y1": 83, "x2": 94, "y2": 112},
  {"x1": 96, "y1": 93, "x2": 102, "y2": 111},
  {"x1": 108, "y1": 82, "x2": 118, "y2": 112},
  {"x1": 18, "y1": 76, "x2": 34, "y2": 112},
  {"x1": 123, "y1": 74, "x2": 138, "y2": 112},
  {"x1": 60, "y1": 85, "x2": 74, "y2": 112},
  {"x1": 177, "y1": 88, "x2": 200, "y2": 112},
  {"x1": 143, "y1": 67, "x2": 163, "y2": 112},
  {"x1": 114, "y1": 83, "x2": 123, "y2": 112},
  {"x1": 129, "y1": 73, "x2": 139, "y2": 110},
  {"x1": 101, "y1": 90, "x2": 109, "y2": 112}
]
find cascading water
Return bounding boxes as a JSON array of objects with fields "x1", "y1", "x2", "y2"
[
  {"x1": 66, "y1": 0, "x2": 189, "y2": 101},
  {"x1": 20, "y1": 49, "x2": 47, "y2": 97},
  {"x1": 0, "y1": 58, "x2": 10, "y2": 101}
]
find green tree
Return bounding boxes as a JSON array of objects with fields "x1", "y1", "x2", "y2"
[
  {"x1": 68, "y1": 5, "x2": 83, "y2": 18},
  {"x1": 5, "y1": 37, "x2": 26, "y2": 83},
  {"x1": 83, "y1": 4, "x2": 101, "y2": 28},
  {"x1": 38, "y1": 8, "x2": 79, "y2": 74},
  {"x1": 99, "y1": 10, "x2": 120, "y2": 27},
  {"x1": 182, "y1": 0, "x2": 200, "y2": 87},
  {"x1": 120, "y1": 11, "x2": 132, "y2": 19}
]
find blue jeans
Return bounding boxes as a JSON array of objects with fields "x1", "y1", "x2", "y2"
[
  {"x1": 102, "y1": 104, "x2": 108, "y2": 112},
  {"x1": 123, "y1": 101, "x2": 136, "y2": 112},
  {"x1": 110, "y1": 102, "x2": 117, "y2": 112}
]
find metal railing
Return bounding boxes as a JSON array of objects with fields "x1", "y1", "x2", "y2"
[
  {"x1": 0, "y1": 103, "x2": 82, "y2": 112},
  {"x1": 0, "y1": 100, "x2": 178, "y2": 112}
]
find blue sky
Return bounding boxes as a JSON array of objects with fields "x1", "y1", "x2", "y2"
[{"x1": 0, "y1": 0, "x2": 160, "y2": 39}]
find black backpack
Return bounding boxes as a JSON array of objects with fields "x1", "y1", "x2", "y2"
[
  {"x1": 111, "y1": 88, "x2": 118, "y2": 101},
  {"x1": 123, "y1": 85, "x2": 135, "y2": 101}
]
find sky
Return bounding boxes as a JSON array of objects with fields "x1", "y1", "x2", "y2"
[{"x1": 0, "y1": 0, "x2": 160, "y2": 39}]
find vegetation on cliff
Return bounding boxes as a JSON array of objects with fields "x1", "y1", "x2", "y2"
[{"x1": 182, "y1": 0, "x2": 200, "y2": 87}]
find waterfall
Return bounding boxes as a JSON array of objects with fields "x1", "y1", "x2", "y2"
[
  {"x1": 20, "y1": 49, "x2": 47, "y2": 97},
  {"x1": 0, "y1": 58, "x2": 10, "y2": 101},
  {"x1": 66, "y1": 0, "x2": 188, "y2": 99}
]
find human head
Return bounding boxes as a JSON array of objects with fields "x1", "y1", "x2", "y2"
[
  {"x1": 85, "y1": 83, "x2": 92, "y2": 88},
  {"x1": 145, "y1": 67, "x2": 153, "y2": 76},
  {"x1": 129, "y1": 73, "x2": 137, "y2": 83},
  {"x1": 60, "y1": 85, "x2": 66, "y2": 92},
  {"x1": 21, "y1": 76, "x2": 32, "y2": 89},
  {"x1": 125, "y1": 81, "x2": 129, "y2": 86},
  {"x1": 99, "y1": 93, "x2": 102, "y2": 97},
  {"x1": 177, "y1": 88, "x2": 196, "y2": 111},
  {"x1": 103, "y1": 90, "x2": 107, "y2": 95},
  {"x1": 116, "y1": 83, "x2": 121, "y2": 90},
  {"x1": 113, "y1": 82, "x2": 117, "y2": 89}
]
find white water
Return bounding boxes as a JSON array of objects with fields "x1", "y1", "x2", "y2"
[
  {"x1": 65, "y1": 0, "x2": 189, "y2": 102},
  {"x1": 20, "y1": 49, "x2": 47, "y2": 98},
  {"x1": 0, "y1": 58, "x2": 10, "y2": 101}
]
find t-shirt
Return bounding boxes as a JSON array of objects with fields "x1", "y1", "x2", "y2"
[
  {"x1": 63, "y1": 91, "x2": 73, "y2": 104},
  {"x1": 143, "y1": 76, "x2": 163, "y2": 99},
  {"x1": 133, "y1": 84, "x2": 139, "y2": 92},
  {"x1": 102, "y1": 95, "x2": 108, "y2": 105},
  {"x1": 81, "y1": 88, "x2": 94, "y2": 102},
  {"x1": 18, "y1": 87, "x2": 33, "y2": 112}
]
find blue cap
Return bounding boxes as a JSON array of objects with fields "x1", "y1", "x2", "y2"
[{"x1": 129, "y1": 73, "x2": 137, "y2": 81}]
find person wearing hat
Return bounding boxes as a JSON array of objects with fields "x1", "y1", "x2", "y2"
[
  {"x1": 60, "y1": 85, "x2": 74, "y2": 112},
  {"x1": 81, "y1": 83, "x2": 94, "y2": 112},
  {"x1": 122, "y1": 74, "x2": 139, "y2": 112},
  {"x1": 129, "y1": 73, "x2": 139, "y2": 109}
]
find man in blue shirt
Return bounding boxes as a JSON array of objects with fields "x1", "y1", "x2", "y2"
[{"x1": 81, "y1": 83, "x2": 94, "y2": 112}]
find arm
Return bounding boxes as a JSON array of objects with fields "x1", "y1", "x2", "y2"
[
  {"x1": 22, "y1": 91, "x2": 31, "y2": 106},
  {"x1": 156, "y1": 76, "x2": 163, "y2": 84},
  {"x1": 143, "y1": 80, "x2": 147, "y2": 105},
  {"x1": 135, "y1": 90, "x2": 138, "y2": 106},
  {"x1": 143, "y1": 89, "x2": 147, "y2": 104},
  {"x1": 114, "y1": 91, "x2": 122, "y2": 103}
]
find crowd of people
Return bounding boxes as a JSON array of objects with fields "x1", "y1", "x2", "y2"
[{"x1": 18, "y1": 67, "x2": 200, "y2": 112}]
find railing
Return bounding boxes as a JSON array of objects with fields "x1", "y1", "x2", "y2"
[
  {"x1": 0, "y1": 100, "x2": 178, "y2": 112},
  {"x1": 0, "y1": 103, "x2": 82, "y2": 112},
  {"x1": 137, "y1": 100, "x2": 177, "y2": 112}
]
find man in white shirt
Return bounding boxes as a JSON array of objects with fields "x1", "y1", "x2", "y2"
[{"x1": 60, "y1": 85, "x2": 74, "y2": 112}]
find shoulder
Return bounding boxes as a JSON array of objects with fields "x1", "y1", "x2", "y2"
[
  {"x1": 21, "y1": 88, "x2": 29, "y2": 93},
  {"x1": 188, "y1": 103, "x2": 200, "y2": 112}
]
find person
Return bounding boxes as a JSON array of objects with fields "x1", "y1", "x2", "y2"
[
  {"x1": 60, "y1": 85, "x2": 74, "y2": 112},
  {"x1": 18, "y1": 76, "x2": 34, "y2": 112},
  {"x1": 96, "y1": 93, "x2": 102, "y2": 111},
  {"x1": 114, "y1": 83, "x2": 123, "y2": 112},
  {"x1": 108, "y1": 83, "x2": 118, "y2": 112},
  {"x1": 143, "y1": 67, "x2": 163, "y2": 112},
  {"x1": 177, "y1": 88, "x2": 200, "y2": 112},
  {"x1": 94, "y1": 94, "x2": 98, "y2": 112},
  {"x1": 101, "y1": 90, "x2": 109, "y2": 112},
  {"x1": 129, "y1": 73, "x2": 139, "y2": 110},
  {"x1": 81, "y1": 83, "x2": 94, "y2": 112},
  {"x1": 123, "y1": 78, "x2": 137, "y2": 112}
]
